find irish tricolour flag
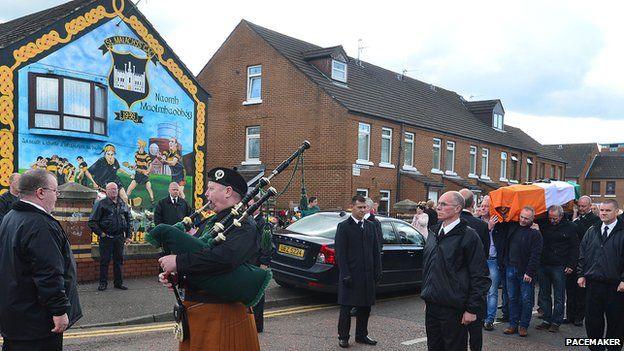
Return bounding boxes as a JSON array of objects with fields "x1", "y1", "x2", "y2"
[{"x1": 489, "y1": 181, "x2": 576, "y2": 222}]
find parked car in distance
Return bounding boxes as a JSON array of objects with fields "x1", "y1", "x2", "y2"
[{"x1": 270, "y1": 212, "x2": 426, "y2": 294}]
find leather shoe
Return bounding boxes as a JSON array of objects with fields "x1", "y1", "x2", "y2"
[
  {"x1": 339, "y1": 339, "x2": 349, "y2": 348},
  {"x1": 114, "y1": 284, "x2": 128, "y2": 290},
  {"x1": 97, "y1": 283, "x2": 107, "y2": 291},
  {"x1": 503, "y1": 327, "x2": 517, "y2": 334},
  {"x1": 355, "y1": 336, "x2": 377, "y2": 345},
  {"x1": 350, "y1": 307, "x2": 358, "y2": 317},
  {"x1": 518, "y1": 327, "x2": 528, "y2": 337}
]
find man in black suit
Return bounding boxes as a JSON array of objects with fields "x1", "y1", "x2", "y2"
[
  {"x1": 335, "y1": 195, "x2": 382, "y2": 348},
  {"x1": 566, "y1": 196, "x2": 600, "y2": 326},
  {"x1": 459, "y1": 188, "x2": 489, "y2": 351},
  {"x1": 153, "y1": 182, "x2": 192, "y2": 225}
]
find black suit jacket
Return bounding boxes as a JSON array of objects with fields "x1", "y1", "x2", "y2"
[
  {"x1": 153, "y1": 196, "x2": 192, "y2": 226},
  {"x1": 461, "y1": 211, "x2": 490, "y2": 258}
]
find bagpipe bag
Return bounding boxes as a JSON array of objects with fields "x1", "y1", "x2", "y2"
[{"x1": 146, "y1": 224, "x2": 272, "y2": 307}]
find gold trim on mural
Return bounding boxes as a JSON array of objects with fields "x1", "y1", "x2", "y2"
[{"x1": 0, "y1": 0, "x2": 206, "y2": 207}]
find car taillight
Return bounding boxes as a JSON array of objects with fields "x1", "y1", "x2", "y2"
[{"x1": 317, "y1": 244, "x2": 335, "y2": 265}]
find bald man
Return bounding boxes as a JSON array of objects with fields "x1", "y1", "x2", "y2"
[
  {"x1": 0, "y1": 173, "x2": 20, "y2": 224},
  {"x1": 153, "y1": 182, "x2": 192, "y2": 226}
]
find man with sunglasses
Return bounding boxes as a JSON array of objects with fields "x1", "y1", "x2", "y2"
[{"x1": 0, "y1": 169, "x2": 82, "y2": 351}]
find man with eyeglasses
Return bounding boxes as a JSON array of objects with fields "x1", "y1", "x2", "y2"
[
  {"x1": 0, "y1": 169, "x2": 82, "y2": 351},
  {"x1": 421, "y1": 191, "x2": 490, "y2": 351}
]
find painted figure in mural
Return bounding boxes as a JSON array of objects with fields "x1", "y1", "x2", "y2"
[
  {"x1": 88, "y1": 144, "x2": 130, "y2": 204},
  {"x1": 159, "y1": 137, "x2": 186, "y2": 199},
  {"x1": 30, "y1": 156, "x2": 48, "y2": 170},
  {"x1": 57, "y1": 158, "x2": 76, "y2": 185},
  {"x1": 75, "y1": 156, "x2": 97, "y2": 188},
  {"x1": 46, "y1": 154, "x2": 60, "y2": 176},
  {"x1": 126, "y1": 139, "x2": 155, "y2": 205}
]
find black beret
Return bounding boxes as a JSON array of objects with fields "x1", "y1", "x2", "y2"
[{"x1": 207, "y1": 167, "x2": 248, "y2": 197}]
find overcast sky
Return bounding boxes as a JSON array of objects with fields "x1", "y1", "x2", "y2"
[{"x1": 3, "y1": 0, "x2": 623, "y2": 145}]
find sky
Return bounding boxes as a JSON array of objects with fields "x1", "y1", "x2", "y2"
[{"x1": 2, "y1": 0, "x2": 623, "y2": 145}]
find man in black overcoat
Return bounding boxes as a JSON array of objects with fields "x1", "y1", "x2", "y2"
[
  {"x1": 153, "y1": 182, "x2": 192, "y2": 225},
  {"x1": 335, "y1": 195, "x2": 382, "y2": 348},
  {"x1": 0, "y1": 172, "x2": 20, "y2": 224}
]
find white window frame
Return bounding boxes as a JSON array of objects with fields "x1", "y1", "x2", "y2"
[
  {"x1": 481, "y1": 148, "x2": 489, "y2": 179},
  {"x1": 509, "y1": 154, "x2": 519, "y2": 183},
  {"x1": 590, "y1": 181, "x2": 601, "y2": 197},
  {"x1": 403, "y1": 132, "x2": 416, "y2": 171},
  {"x1": 500, "y1": 152, "x2": 508, "y2": 181},
  {"x1": 526, "y1": 157, "x2": 533, "y2": 181},
  {"x1": 493, "y1": 113, "x2": 504, "y2": 130},
  {"x1": 550, "y1": 165, "x2": 556, "y2": 179},
  {"x1": 445, "y1": 141, "x2": 456, "y2": 175},
  {"x1": 379, "y1": 127, "x2": 394, "y2": 168},
  {"x1": 379, "y1": 190, "x2": 391, "y2": 215},
  {"x1": 243, "y1": 126, "x2": 261, "y2": 165},
  {"x1": 244, "y1": 65, "x2": 262, "y2": 105},
  {"x1": 431, "y1": 138, "x2": 442, "y2": 174},
  {"x1": 356, "y1": 188, "x2": 369, "y2": 198},
  {"x1": 428, "y1": 190, "x2": 439, "y2": 203},
  {"x1": 357, "y1": 122, "x2": 373, "y2": 165},
  {"x1": 468, "y1": 146, "x2": 478, "y2": 178},
  {"x1": 331, "y1": 60, "x2": 347, "y2": 83},
  {"x1": 606, "y1": 181, "x2": 616, "y2": 197}
]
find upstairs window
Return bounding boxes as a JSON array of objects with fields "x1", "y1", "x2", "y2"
[
  {"x1": 331, "y1": 60, "x2": 347, "y2": 83},
  {"x1": 432, "y1": 138, "x2": 441, "y2": 171},
  {"x1": 445, "y1": 141, "x2": 455, "y2": 173},
  {"x1": 380, "y1": 127, "x2": 392, "y2": 165},
  {"x1": 510, "y1": 154, "x2": 519, "y2": 181},
  {"x1": 500, "y1": 152, "x2": 508, "y2": 181},
  {"x1": 358, "y1": 123, "x2": 371, "y2": 162},
  {"x1": 29, "y1": 73, "x2": 107, "y2": 136},
  {"x1": 403, "y1": 132, "x2": 414, "y2": 168},
  {"x1": 481, "y1": 148, "x2": 489, "y2": 178},
  {"x1": 246, "y1": 65, "x2": 262, "y2": 102},
  {"x1": 493, "y1": 113, "x2": 504, "y2": 130},
  {"x1": 245, "y1": 126, "x2": 260, "y2": 163},
  {"x1": 469, "y1": 146, "x2": 477, "y2": 176}
]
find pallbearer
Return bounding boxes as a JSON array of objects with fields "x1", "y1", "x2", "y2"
[{"x1": 158, "y1": 167, "x2": 261, "y2": 351}]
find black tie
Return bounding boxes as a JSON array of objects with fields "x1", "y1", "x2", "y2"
[
  {"x1": 439, "y1": 228, "x2": 446, "y2": 237},
  {"x1": 358, "y1": 221, "x2": 363, "y2": 229},
  {"x1": 603, "y1": 226, "x2": 609, "y2": 241}
]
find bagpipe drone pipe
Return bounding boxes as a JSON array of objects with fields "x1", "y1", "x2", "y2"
[{"x1": 145, "y1": 141, "x2": 310, "y2": 307}]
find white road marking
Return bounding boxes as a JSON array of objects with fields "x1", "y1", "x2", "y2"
[{"x1": 401, "y1": 337, "x2": 427, "y2": 345}]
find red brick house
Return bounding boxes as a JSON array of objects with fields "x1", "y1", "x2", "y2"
[{"x1": 197, "y1": 20, "x2": 566, "y2": 215}]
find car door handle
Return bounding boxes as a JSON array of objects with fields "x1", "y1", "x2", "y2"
[{"x1": 407, "y1": 251, "x2": 416, "y2": 255}]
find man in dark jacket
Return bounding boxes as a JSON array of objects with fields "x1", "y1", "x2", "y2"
[
  {"x1": 501, "y1": 206, "x2": 543, "y2": 337},
  {"x1": 0, "y1": 172, "x2": 20, "y2": 224},
  {"x1": 459, "y1": 188, "x2": 488, "y2": 351},
  {"x1": 335, "y1": 195, "x2": 382, "y2": 348},
  {"x1": 153, "y1": 182, "x2": 192, "y2": 225},
  {"x1": 535, "y1": 205, "x2": 578, "y2": 333},
  {"x1": 577, "y1": 199, "x2": 624, "y2": 351},
  {"x1": 0, "y1": 169, "x2": 82, "y2": 351},
  {"x1": 88, "y1": 182, "x2": 132, "y2": 291},
  {"x1": 421, "y1": 191, "x2": 490, "y2": 351},
  {"x1": 566, "y1": 196, "x2": 601, "y2": 326},
  {"x1": 425, "y1": 199, "x2": 438, "y2": 229},
  {"x1": 249, "y1": 195, "x2": 275, "y2": 333}
]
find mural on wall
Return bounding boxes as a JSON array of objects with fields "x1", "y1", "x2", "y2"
[{"x1": 0, "y1": 0, "x2": 207, "y2": 209}]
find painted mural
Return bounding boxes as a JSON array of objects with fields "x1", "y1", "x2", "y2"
[{"x1": 15, "y1": 18, "x2": 196, "y2": 207}]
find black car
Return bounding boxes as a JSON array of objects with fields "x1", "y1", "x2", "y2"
[{"x1": 270, "y1": 212, "x2": 426, "y2": 294}]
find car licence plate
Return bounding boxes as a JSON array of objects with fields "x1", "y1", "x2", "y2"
[{"x1": 278, "y1": 244, "x2": 305, "y2": 258}]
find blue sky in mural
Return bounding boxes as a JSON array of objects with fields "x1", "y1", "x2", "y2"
[{"x1": 17, "y1": 18, "x2": 195, "y2": 170}]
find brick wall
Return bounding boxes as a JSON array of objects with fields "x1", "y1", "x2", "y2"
[
  {"x1": 197, "y1": 22, "x2": 567, "y2": 214},
  {"x1": 584, "y1": 179, "x2": 624, "y2": 207},
  {"x1": 75, "y1": 257, "x2": 160, "y2": 283}
]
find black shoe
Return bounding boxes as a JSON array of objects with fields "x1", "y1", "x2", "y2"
[
  {"x1": 97, "y1": 283, "x2": 107, "y2": 291},
  {"x1": 483, "y1": 322, "x2": 494, "y2": 331},
  {"x1": 114, "y1": 284, "x2": 128, "y2": 290},
  {"x1": 562, "y1": 318, "x2": 572, "y2": 324},
  {"x1": 355, "y1": 336, "x2": 378, "y2": 345},
  {"x1": 350, "y1": 307, "x2": 357, "y2": 317},
  {"x1": 339, "y1": 339, "x2": 349, "y2": 348},
  {"x1": 496, "y1": 316, "x2": 509, "y2": 323},
  {"x1": 574, "y1": 319, "x2": 584, "y2": 327}
]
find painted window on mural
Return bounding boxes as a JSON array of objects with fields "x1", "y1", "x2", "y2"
[{"x1": 29, "y1": 73, "x2": 107, "y2": 135}]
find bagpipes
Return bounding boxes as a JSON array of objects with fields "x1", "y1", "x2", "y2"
[{"x1": 146, "y1": 141, "x2": 310, "y2": 307}]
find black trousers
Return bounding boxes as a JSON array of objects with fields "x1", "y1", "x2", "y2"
[
  {"x1": 99, "y1": 235, "x2": 125, "y2": 285},
  {"x1": 338, "y1": 305, "x2": 371, "y2": 340},
  {"x1": 585, "y1": 280, "x2": 624, "y2": 351},
  {"x1": 426, "y1": 303, "x2": 468, "y2": 351},
  {"x1": 253, "y1": 294, "x2": 265, "y2": 332},
  {"x1": 2, "y1": 333, "x2": 63, "y2": 351},
  {"x1": 468, "y1": 302, "x2": 484, "y2": 351},
  {"x1": 566, "y1": 273, "x2": 585, "y2": 322}
]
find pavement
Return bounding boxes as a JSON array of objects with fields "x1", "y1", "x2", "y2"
[{"x1": 74, "y1": 276, "x2": 334, "y2": 328}]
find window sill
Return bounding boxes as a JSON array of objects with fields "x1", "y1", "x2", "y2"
[
  {"x1": 242, "y1": 99, "x2": 262, "y2": 106},
  {"x1": 402, "y1": 165, "x2": 418, "y2": 172},
  {"x1": 356, "y1": 159, "x2": 374, "y2": 166},
  {"x1": 241, "y1": 160, "x2": 261, "y2": 166},
  {"x1": 499, "y1": 178, "x2": 509, "y2": 182},
  {"x1": 29, "y1": 128, "x2": 108, "y2": 141},
  {"x1": 480, "y1": 175, "x2": 491, "y2": 180},
  {"x1": 590, "y1": 195, "x2": 601, "y2": 198},
  {"x1": 509, "y1": 180, "x2": 519, "y2": 184},
  {"x1": 444, "y1": 171, "x2": 457, "y2": 176},
  {"x1": 605, "y1": 194, "x2": 617, "y2": 198},
  {"x1": 468, "y1": 174, "x2": 479, "y2": 179},
  {"x1": 431, "y1": 168, "x2": 443, "y2": 175},
  {"x1": 379, "y1": 163, "x2": 396, "y2": 169}
]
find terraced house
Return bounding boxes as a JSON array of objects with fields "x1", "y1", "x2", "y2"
[{"x1": 198, "y1": 20, "x2": 566, "y2": 215}]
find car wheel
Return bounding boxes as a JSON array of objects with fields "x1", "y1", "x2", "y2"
[{"x1": 274, "y1": 279, "x2": 294, "y2": 288}]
